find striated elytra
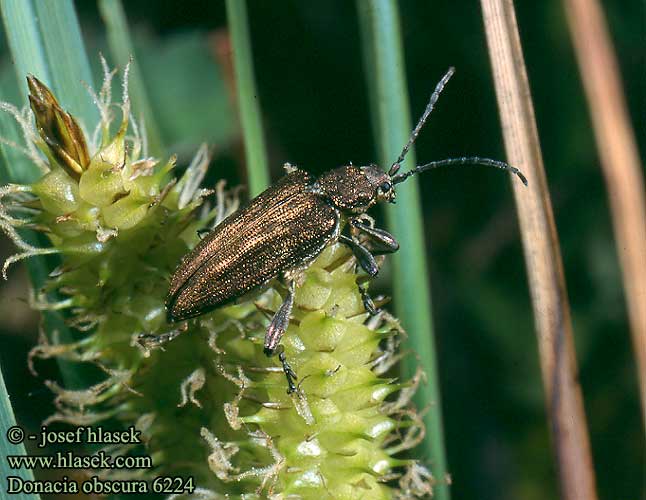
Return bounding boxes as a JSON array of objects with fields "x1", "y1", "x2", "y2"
[{"x1": 165, "y1": 68, "x2": 527, "y2": 392}]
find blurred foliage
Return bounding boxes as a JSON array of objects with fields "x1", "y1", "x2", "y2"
[{"x1": 0, "y1": 1, "x2": 643, "y2": 499}]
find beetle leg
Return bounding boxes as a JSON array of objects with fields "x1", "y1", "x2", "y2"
[
  {"x1": 264, "y1": 280, "x2": 295, "y2": 354},
  {"x1": 263, "y1": 281, "x2": 298, "y2": 393},
  {"x1": 339, "y1": 235, "x2": 379, "y2": 277},
  {"x1": 358, "y1": 281, "x2": 379, "y2": 315},
  {"x1": 276, "y1": 345, "x2": 298, "y2": 394},
  {"x1": 197, "y1": 228, "x2": 210, "y2": 239},
  {"x1": 135, "y1": 322, "x2": 187, "y2": 355},
  {"x1": 350, "y1": 219, "x2": 400, "y2": 254}
]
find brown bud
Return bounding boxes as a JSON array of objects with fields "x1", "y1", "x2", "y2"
[{"x1": 27, "y1": 75, "x2": 90, "y2": 180}]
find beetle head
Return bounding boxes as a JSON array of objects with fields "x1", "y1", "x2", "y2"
[{"x1": 317, "y1": 164, "x2": 395, "y2": 213}]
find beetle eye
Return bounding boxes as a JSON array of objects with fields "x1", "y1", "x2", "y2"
[{"x1": 379, "y1": 181, "x2": 392, "y2": 193}]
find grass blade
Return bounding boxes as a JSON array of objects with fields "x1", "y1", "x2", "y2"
[
  {"x1": 564, "y1": 0, "x2": 646, "y2": 430},
  {"x1": 0, "y1": 365, "x2": 39, "y2": 500},
  {"x1": 0, "y1": 0, "x2": 93, "y2": 388},
  {"x1": 225, "y1": 0, "x2": 270, "y2": 196},
  {"x1": 32, "y1": 0, "x2": 98, "y2": 125},
  {"x1": 0, "y1": 0, "x2": 51, "y2": 177},
  {"x1": 356, "y1": 1, "x2": 449, "y2": 497},
  {"x1": 98, "y1": 0, "x2": 165, "y2": 156},
  {"x1": 0, "y1": 0, "x2": 51, "y2": 107},
  {"x1": 479, "y1": 1, "x2": 599, "y2": 499}
]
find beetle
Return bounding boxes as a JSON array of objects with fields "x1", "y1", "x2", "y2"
[{"x1": 165, "y1": 67, "x2": 527, "y2": 392}]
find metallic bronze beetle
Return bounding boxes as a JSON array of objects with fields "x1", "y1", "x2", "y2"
[{"x1": 165, "y1": 68, "x2": 527, "y2": 391}]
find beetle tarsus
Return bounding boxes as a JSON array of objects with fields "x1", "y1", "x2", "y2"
[
  {"x1": 135, "y1": 324, "x2": 186, "y2": 355},
  {"x1": 339, "y1": 235, "x2": 379, "y2": 277},
  {"x1": 277, "y1": 346, "x2": 298, "y2": 394},
  {"x1": 264, "y1": 344, "x2": 298, "y2": 394},
  {"x1": 358, "y1": 282, "x2": 379, "y2": 316}
]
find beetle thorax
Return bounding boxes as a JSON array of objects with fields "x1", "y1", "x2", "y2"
[{"x1": 317, "y1": 164, "x2": 395, "y2": 212}]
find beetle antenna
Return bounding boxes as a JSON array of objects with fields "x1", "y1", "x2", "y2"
[
  {"x1": 391, "y1": 156, "x2": 528, "y2": 186},
  {"x1": 388, "y1": 67, "x2": 455, "y2": 177}
]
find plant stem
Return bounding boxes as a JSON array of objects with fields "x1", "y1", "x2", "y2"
[
  {"x1": 480, "y1": 1, "x2": 599, "y2": 499},
  {"x1": 356, "y1": 1, "x2": 450, "y2": 497},
  {"x1": 563, "y1": 0, "x2": 646, "y2": 430},
  {"x1": 225, "y1": 0, "x2": 270, "y2": 197}
]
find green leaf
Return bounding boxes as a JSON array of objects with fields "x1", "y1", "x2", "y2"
[
  {"x1": 0, "y1": 364, "x2": 39, "y2": 500},
  {"x1": 135, "y1": 32, "x2": 235, "y2": 152},
  {"x1": 357, "y1": 1, "x2": 450, "y2": 498},
  {"x1": 0, "y1": 0, "x2": 52, "y2": 183},
  {"x1": 32, "y1": 0, "x2": 98, "y2": 126},
  {"x1": 226, "y1": 0, "x2": 270, "y2": 196}
]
